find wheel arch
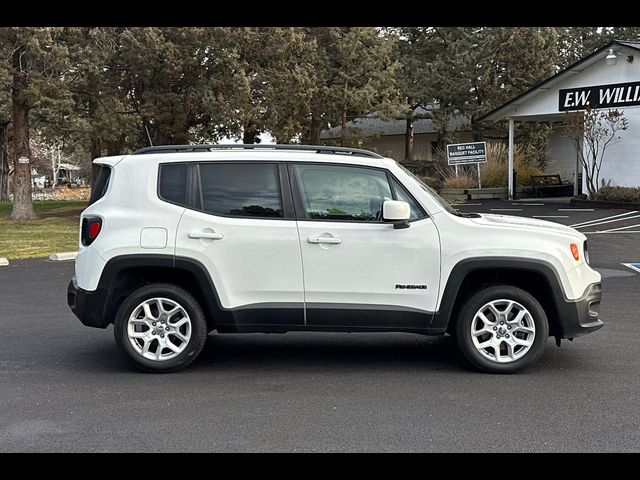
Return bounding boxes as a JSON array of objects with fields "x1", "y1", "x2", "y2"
[
  {"x1": 99, "y1": 254, "x2": 230, "y2": 329},
  {"x1": 432, "y1": 258, "x2": 564, "y2": 338}
]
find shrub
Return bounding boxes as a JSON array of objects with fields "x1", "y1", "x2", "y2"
[
  {"x1": 434, "y1": 142, "x2": 545, "y2": 188},
  {"x1": 442, "y1": 175, "x2": 475, "y2": 189},
  {"x1": 594, "y1": 184, "x2": 640, "y2": 203},
  {"x1": 480, "y1": 143, "x2": 544, "y2": 187}
]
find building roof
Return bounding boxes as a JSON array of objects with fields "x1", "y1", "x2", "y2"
[
  {"x1": 480, "y1": 40, "x2": 640, "y2": 122},
  {"x1": 58, "y1": 163, "x2": 81, "y2": 171},
  {"x1": 320, "y1": 106, "x2": 471, "y2": 139}
]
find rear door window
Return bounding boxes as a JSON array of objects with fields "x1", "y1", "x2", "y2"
[{"x1": 198, "y1": 163, "x2": 283, "y2": 218}]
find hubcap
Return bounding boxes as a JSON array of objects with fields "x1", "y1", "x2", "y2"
[
  {"x1": 470, "y1": 299, "x2": 536, "y2": 363},
  {"x1": 127, "y1": 297, "x2": 192, "y2": 361}
]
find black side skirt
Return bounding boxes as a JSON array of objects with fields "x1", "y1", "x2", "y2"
[{"x1": 217, "y1": 302, "x2": 436, "y2": 334}]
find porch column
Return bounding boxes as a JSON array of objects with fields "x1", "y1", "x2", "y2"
[
  {"x1": 508, "y1": 118, "x2": 514, "y2": 200},
  {"x1": 574, "y1": 144, "x2": 580, "y2": 196}
]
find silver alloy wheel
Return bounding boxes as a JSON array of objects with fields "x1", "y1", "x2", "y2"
[
  {"x1": 470, "y1": 299, "x2": 536, "y2": 363},
  {"x1": 127, "y1": 297, "x2": 192, "y2": 361}
]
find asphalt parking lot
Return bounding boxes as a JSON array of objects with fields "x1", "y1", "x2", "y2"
[{"x1": 1, "y1": 200, "x2": 639, "y2": 452}]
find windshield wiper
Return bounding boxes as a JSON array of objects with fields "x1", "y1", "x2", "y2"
[{"x1": 456, "y1": 211, "x2": 482, "y2": 218}]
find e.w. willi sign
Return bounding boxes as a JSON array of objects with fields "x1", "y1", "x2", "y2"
[{"x1": 559, "y1": 81, "x2": 640, "y2": 111}]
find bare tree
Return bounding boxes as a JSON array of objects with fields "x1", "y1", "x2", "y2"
[
  {"x1": 0, "y1": 122, "x2": 9, "y2": 201},
  {"x1": 49, "y1": 144, "x2": 63, "y2": 189},
  {"x1": 566, "y1": 107, "x2": 628, "y2": 198}
]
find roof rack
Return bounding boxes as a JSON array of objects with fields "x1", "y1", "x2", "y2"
[{"x1": 131, "y1": 144, "x2": 383, "y2": 159}]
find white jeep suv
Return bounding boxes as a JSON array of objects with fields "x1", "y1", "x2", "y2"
[{"x1": 67, "y1": 144, "x2": 603, "y2": 373}]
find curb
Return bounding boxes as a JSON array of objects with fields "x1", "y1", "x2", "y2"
[
  {"x1": 0, "y1": 258, "x2": 8, "y2": 267},
  {"x1": 49, "y1": 252, "x2": 78, "y2": 261},
  {"x1": 570, "y1": 198, "x2": 640, "y2": 210}
]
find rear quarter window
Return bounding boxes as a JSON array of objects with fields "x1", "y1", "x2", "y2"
[
  {"x1": 88, "y1": 166, "x2": 111, "y2": 206},
  {"x1": 158, "y1": 163, "x2": 188, "y2": 206}
]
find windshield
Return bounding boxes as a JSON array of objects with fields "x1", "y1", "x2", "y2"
[{"x1": 397, "y1": 164, "x2": 460, "y2": 216}]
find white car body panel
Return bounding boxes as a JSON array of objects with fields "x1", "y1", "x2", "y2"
[
  {"x1": 175, "y1": 210, "x2": 304, "y2": 308},
  {"x1": 297, "y1": 217, "x2": 441, "y2": 311},
  {"x1": 75, "y1": 149, "x2": 601, "y2": 315}
]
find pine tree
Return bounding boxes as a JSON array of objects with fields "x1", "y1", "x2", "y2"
[
  {"x1": 0, "y1": 28, "x2": 72, "y2": 219},
  {"x1": 305, "y1": 27, "x2": 403, "y2": 146},
  {"x1": 218, "y1": 27, "x2": 318, "y2": 144},
  {"x1": 389, "y1": 27, "x2": 440, "y2": 160}
]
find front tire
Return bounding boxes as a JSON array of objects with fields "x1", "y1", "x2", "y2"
[
  {"x1": 114, "y1": 283, "x2": 208, "y2": 373},
  {"x1": 455, "y1": 285, "x2": 549, "y2": 373}
]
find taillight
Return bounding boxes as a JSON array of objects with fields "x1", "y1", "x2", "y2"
[
  {"x1": 570, "y1": 243, "x2": 580, "y2": 261},
  {"x1": 81, "y1": 216, "x2": 103, "y2": 246}
]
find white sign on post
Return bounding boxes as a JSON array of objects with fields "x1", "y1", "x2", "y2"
[
  {"x1": 18, "y1": 157, "x2": 29, "y2": 164},
  {"x1": 446, "y1": 142, "x2": 487, "y2": 165},
  {"x1": 447, "y1": 142, "x2": 487, "y2": 188}
]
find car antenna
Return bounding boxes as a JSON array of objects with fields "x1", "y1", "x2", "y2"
[{"x1": 144, "y1": 125, "x2": 154, "y2": 146}]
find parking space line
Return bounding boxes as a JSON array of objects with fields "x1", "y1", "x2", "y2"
[
  {"x1": 490, "y1": 208, "x2": 522, "y2": 211},
  {"x1": 622, "y1": 263, "x2": 640, "y2": 273},
  {"x1": 583, "y1": 231, "x2": 640, "y2": 234},
  {"x1": 598, "y1": 223, "x2": 640, "y2": 233},
  {"x1": 513, "y1": 203, "x2": 544, "y2": 206},
  {"x1": 533, "y1": 215, "x2": 569, "y2": 218},
  {"x1": 570, "y1": 211, "x2": 638, "y2": 228},
  {"x1": 558, "y1": 208, "x2": 594, "y2": 212},
  {"x1": 457, "y1": 203, "x2": 483, "y2": 206},
  {"x1": 573, "y1": 214, "x2": 640, "y2": 230}
]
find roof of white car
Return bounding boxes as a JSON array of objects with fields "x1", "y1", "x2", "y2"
[
  {"x1": 95, "y1": 144, "x2": 394, "y2": 167},
  {"x1": 131, "y1": 144, "x2": 384, "y2": 159}
]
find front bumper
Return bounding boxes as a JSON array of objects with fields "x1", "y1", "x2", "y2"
[
  {"x1": 67, "y1": 277, "x2": 110, "y2": 329},
  {"x1": 555, "y1": 282, "x2": 603, "y2": 339}
]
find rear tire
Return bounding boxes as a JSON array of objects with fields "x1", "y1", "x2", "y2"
[
  {"x1": 455, "y1": 285, "x2": 549, "y2": 373},
  {"x1": 114, "y1": 283, "x2": 208, "y2": 373}
]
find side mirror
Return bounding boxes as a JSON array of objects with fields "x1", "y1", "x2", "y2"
[{"x1": 383, "y1": 200, "x2": 411, "y2": 229}]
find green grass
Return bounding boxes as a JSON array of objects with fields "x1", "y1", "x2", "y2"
[{"x1": 0, "y1": 201, "x2": 87, "y2": 259}]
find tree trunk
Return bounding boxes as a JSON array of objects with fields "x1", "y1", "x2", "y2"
[
  {"x1": 106, "y1": 132, "x2": 126, "y2": 157},
  {"x1": 0, "y1": 122, "x2": 9, "y2": 202},
  {"x1": 171, "y1": 131, "x2": 189, "y2": 145},
  {"x1": 89, "y1": 97, "x2": 102, "y2": 187},
  {"x1": 90, "y1": 137, "x2": 102, "y2": 188},
  {"x1": 243, "y1": 123, "x2": 259, "y2": 144},
  {"x1": 340, "y1": 79, "x2": 349, "y2": 147},
  {"x1": 404, "y1": 113, "x2": 414, "y2": 162},
  {"x1": 309, "y1": 113, "x2": 321, "y2": 145},
  {"x1": 471, "y1": 115, "x2": 482, "y2": 142},
  {"x1": 10, "y1": 47, "x2": 37, "y2": 220}
]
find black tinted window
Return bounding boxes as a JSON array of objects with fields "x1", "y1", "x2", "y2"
[
  {"x1": 159, "y1": 163, "x2": 188, "y2": 206},
  {"x1": 88, "y1": 166, "x2": 111, "y2": 206},
  {"x1": 199, "y1": 163, "x2": 283, "y2": 218}
]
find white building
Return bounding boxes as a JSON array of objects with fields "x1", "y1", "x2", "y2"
[{"x1": 481, "y1": 40, "x2": 640, "y2": 196}]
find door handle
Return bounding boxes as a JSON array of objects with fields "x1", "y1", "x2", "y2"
[
  {"x1": 307, "y1": 236, "x2": 342, "y2": 244},
  {"x1": 188, "y1": 231, "x2": 224, "y2": 240}
]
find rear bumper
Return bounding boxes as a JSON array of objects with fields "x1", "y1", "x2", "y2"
[
  {"x1": 555, "y1": 282, "x2": 603, "y2": 338},
  {"x1": 67, "y1": 277, "x2": 110, "y2": 329}
]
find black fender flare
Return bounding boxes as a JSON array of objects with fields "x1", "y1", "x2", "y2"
[
  {"x1": 98, "y1": 254, "x2": 232, "y2": 325},
  {"x1": 430, "y1": 257, "x2": 566, "y2": 331}
]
